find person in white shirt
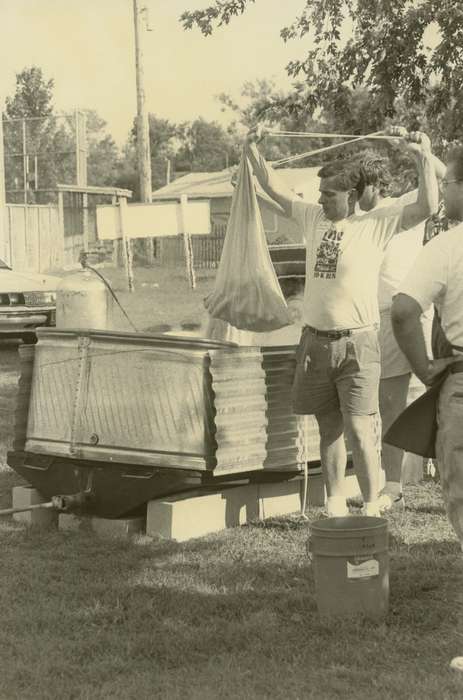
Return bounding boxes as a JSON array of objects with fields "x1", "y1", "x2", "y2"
[
  {"x1": 392, "y1": 145, "x2": 463, "y2": 532},
  {"x1": 245, "y1": 126, "x2": 439, "y2": 517},
  {"x1": 391, "y1": 145, "x2": 463, "y2": 672},
  {"x1": 357, "y1": 153, "x2": 445, "y2": 511}
]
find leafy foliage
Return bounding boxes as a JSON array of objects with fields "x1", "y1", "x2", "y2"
[{"x1": 181, "y1": 0, "x2": 463, "y2": 145}]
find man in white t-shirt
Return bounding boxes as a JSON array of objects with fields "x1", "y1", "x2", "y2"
[
  {"x1": 392, "y1": 145, "x2": 463, "y2": 544},
  {"x1": 245, "y1": 126, "x2": 439, "y2": 517},
  {"x1": 356, "y1": 153, "x2": 445, "y2": 511},
  {"x1": 391, "y1": 146, "x2": 463, "y2": 672}
]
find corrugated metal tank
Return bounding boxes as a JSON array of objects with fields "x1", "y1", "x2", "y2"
[{"x1": 25, "y1": 329, "x2": 310, "y2": 476}]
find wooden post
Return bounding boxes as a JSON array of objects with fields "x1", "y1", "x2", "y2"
[
  {"x1": 179, "y1": 194, "x2": 196, "y2": 289},
  {"x1": 82, "y1": 192, "x2": 89, "y2": 253},
  {"x1": 22, "y1": 119, "x2": 27, "y2": 204},
  {"x1": 58, "y1": 189, "x2": 65, "y2": 268},
  {"x1": 133, "y1": 0, "x2": 152, "y2": 204},
  {"x1": 119, "y1": 196, "x2": 134, "y2": 292},
  {"x1": 133, "y1": 0, "x2": 155, "y2": 265}
]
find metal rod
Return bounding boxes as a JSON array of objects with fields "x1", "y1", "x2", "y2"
[
  {"x1": 0, "y1": 502, "x2": 54, "y2": 517},
  {"x1": 267, "y1": 130, "x2": 401, "y2": 140},
  {"x1": 272, "y1": 130, "x2": 388, "y2": 167}
]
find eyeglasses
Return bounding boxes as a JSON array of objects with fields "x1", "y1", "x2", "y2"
[{"x1": 441, "y1": 178, "x2": 463, "y2": 187}]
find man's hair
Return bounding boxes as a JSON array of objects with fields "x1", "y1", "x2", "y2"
[
  {"x1": 317, "y1": 160, "x2": 364, "y2": 195},
  {"x1": 446, "y1": 144, "x2": 463, "y2": 180},
  {"x1": 356, "y1": 151, "x2": 392, "y2": 197}
]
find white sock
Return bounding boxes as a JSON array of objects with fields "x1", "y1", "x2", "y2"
[
  {"x1": 326, "y1": 496, "x2": 348, "y2": 517},
  {"x1": 384, "y1": 481, "x2": 401, "y2": 497},
  {"x1": 363, "y1": 500, "x2": 380, "y2": 516}
]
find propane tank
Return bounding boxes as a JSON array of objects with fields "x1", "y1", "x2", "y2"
[{"x1": 56, "y1": 268, "x2": 113, "y2": 330}]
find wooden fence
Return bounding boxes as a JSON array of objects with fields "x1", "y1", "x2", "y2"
[
  {"x1": 3, "y1": 204, "x2": 63, "y2": 271},
  {"x1": 3, "y1": 186, "x2": 131, "y2": 273},
  {"x1": 157, "y1": 223, "x2": 227, "y2": 268}
]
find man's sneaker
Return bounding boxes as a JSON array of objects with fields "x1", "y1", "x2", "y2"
[
  {"x1": 450, "y1": 657, "x2": 463, "y2": 672},
  {"x1": 377, "y1": 492, "x2": 405, "y2": 513}
]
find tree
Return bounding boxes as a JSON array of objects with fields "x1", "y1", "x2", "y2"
[
  {"x1": 84, "y1": 109, "x2": 120, "y2": 187},
  {"x1": 3, "y1": 66, "x2": 63, "y2": 202},
  {"x1": 3, "y1": 67, "x2": 124, "y2": 201},
  {"x1": 4, "y1": 66, "x2": 54, "y2": 119},
  {"x1": 175, "y1": 117, "x2": 239, "y2": 172},
  {"x1": 181, "y1": 1, "x2": 463, "y2": 145}
]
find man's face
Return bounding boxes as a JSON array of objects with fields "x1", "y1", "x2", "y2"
[
  {"x1": 358, "y1": 184, "x2": 379, "y2": 212},
  {"x1": 318, "y1": 177, "x2": 355, "y2": 221},
  {"x1": 441, "y1": 162, "x2": 463, "y2": 221}
]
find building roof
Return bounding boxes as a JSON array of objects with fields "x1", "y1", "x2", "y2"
[{"x1": 152, "y1": 166, "x2": 321, "y2": 204}]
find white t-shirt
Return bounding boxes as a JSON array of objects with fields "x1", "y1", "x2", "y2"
[
  {"x1": 398, "y1": 224, "x2": 463, "y2": 349},
  {"x1": 376, "y1": 192, "x2": 425, "y2": 312},
  {"x1": 292, "y1": 200, "x2": 404, "y2": 330}
]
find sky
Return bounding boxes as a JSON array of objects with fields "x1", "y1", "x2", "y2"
[{"x1": 0, "y1": 0, "x2": 309, "y2": 147}]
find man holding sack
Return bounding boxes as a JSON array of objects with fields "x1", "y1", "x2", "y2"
[{"x1": 245, "y1": 126, "x2": 439, "y2": 517}]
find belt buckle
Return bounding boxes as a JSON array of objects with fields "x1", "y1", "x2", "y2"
[{"x1": 326, "y1": 330, "x2": 343, "y2": 339}]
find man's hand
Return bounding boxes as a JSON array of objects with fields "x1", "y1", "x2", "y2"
[
  {"x1": 385, "y1": 126, "x2": 431, "y2": 156},
  {"x1": 386, "y1": 125, "x2": 408, "y2": 140},
  {"x1": 405, "y1": 130, "x2": 432, "y2": 157},
  {"x1": 419, "y1": 357, "x2": 459, "y2": 386}
]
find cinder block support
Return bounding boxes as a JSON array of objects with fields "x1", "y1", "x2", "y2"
[
  {"x1": 12, "y1": 486, "x2": 58, "y2": 528},
  {"x1": 147, "y1": 484, "x2": 259, "y2": 542}
]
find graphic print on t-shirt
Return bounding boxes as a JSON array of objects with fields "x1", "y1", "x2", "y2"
[{"x1": 314, "y1": 227, "x2": 344, "y2": 279}]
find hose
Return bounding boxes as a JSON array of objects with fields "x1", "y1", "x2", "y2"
[{"x1": 80, "y1": 254, "x2": 139, "y2": 332}]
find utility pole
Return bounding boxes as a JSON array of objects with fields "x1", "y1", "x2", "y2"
[{"x1": 133, "y1": 0, "x2": 152, "y2": 204}]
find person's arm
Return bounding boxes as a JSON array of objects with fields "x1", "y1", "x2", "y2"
[
  {"x1": 391, "y1": 237, "x2": 456, "y2": 384},
  {"x1": 391, "y1": 294, "x2": 454, "y2": 384},
  {"x1": 397, "y1": 131, "x2": 439, "y2": 231},
  {"x1": 244, "y1": 127, "x2": 299, "y2": 218}
]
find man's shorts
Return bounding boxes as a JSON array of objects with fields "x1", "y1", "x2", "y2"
[
  {"x1": 292, "y1": 326, "x2": 381, "y2": 416},
  {"x1": 379, "y1": 309, "x2": 433, "y2": 380}
]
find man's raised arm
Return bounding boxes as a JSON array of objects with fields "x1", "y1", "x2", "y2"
[
  {"x1": 397, "y1": 130, "x2": 440, "y2": 231},
  {"x1": 244, "y1": 127, "x2": 298, "y2": 219}
]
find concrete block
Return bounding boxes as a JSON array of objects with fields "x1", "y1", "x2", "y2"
[
  {"x1": 147, "y1": 484, "x2": 259, "y2": 542},
  {"x1": 258, "y1": 479, "x2": 302, "y2": 519},
  {"x1": 12, "y1": 486, "x2": 58, "y2": 528},
  {"x1": 91, "y1": 516, "x2": 146, "y2": 539}
]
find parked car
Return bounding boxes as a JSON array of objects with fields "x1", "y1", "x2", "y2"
[{"x1": 0, "y1": 258, "x2": 59, "y2": 341}]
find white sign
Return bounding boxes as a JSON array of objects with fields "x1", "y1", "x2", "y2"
[{"x1": 96, "y1": 200, "x2": 211, "y2": 241}]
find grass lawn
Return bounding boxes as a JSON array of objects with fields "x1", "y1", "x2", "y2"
[
  {"x1": 1, "y1": 263, "x2": 463, "y2": 698},
  {"x1": 0, "y1": 477, "x2": 463, "y2": 700}
]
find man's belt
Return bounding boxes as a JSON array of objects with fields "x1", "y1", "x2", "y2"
[{"x1": 305, "y1": 324, "x2": 378, "y2": 340}]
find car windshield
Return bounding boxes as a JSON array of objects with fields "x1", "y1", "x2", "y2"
[{"x1": 0, "y1": 259, "x2": 12, "y2": 270}]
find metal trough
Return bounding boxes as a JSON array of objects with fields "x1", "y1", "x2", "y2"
[{"x1": 8, "y1": 329, "x2": 317, "y2": 518}]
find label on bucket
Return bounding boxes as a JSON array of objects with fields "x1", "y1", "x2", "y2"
[{"x1": 347, "y1": 557, "x2": 379, "y2": 580}]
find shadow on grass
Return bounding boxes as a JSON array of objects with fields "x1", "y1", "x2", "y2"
[{"x1": 1, "y1": 509, "x2": 463, "y2": 699}]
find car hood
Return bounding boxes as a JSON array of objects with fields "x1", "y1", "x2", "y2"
[{"x1": 0, "y1": 270, "x2": 61, "y2": 293}]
